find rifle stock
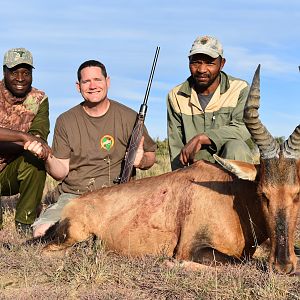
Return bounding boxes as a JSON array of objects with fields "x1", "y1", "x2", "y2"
[{"x1": 118, "y1": 46, "x2": 160, "y2": 184}]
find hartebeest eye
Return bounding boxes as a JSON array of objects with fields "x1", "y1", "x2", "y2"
[
  {"x1": 260, "y1": 192, "x2": 270, "y2": 208},
  {"x1": 293, "y1": 192, "x2": 300, "y2": 203}
]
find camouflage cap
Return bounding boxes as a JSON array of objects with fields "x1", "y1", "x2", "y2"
[
  {"x1": 3, "y1": 47, "x2": 34, "y2": 68},
  {"x1": 188, "y1": 36, "x2": 223, "y2": 58}
]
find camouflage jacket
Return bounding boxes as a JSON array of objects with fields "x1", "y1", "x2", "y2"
[{"x1": 0, "y1": 80, "x2": 50, "y2": 171}]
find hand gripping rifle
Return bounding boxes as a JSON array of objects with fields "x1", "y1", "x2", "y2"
[{"x1": 117, "y1": 46, "x2": 160, "y2": 184}]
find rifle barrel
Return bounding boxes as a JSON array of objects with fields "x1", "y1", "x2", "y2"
[
  {"x1": 142, "y1": 46, "x2": 160, "y2": 107},
  {"x1": 118, "y1": 46, "x2": 160, "y2": 184}
]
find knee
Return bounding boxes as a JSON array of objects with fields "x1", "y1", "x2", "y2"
[
  {"x1": 33, "y1": 223, "x2": 53, "y2": 238},
  {"x1": 19, "y1": 151, "x2": 45, "y2": 171},
  {"x1": 220, "y1": 140, "x2": 253, "y2": 163},
  {"x1": 18, "y1": 152, "x2": 46, "y2": 179}
]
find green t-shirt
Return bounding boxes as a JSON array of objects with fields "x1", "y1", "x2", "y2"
[{"x1": 52, "y1": 100, "x2": 156, "y2": 194}]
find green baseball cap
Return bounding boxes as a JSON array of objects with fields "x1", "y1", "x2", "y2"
[
  {"x1": 189, "y1": 36, "x2": 223, "y2": 58},
  {"x1": 3, "y1": 47, "x2": 34, "y2": 68}
]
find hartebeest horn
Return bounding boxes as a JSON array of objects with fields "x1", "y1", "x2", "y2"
[
  {"x1": 282, "y1": 125, "x2": 300, "y2": 159},
  {"x1": 243, "y1": 65, "x2": 279, "y2": 159}
]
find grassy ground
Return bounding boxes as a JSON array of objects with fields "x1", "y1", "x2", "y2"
[{"x1": 0, "y1": 154, "x2": 300, "y2": 299}]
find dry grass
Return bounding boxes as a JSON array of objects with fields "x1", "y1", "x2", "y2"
[
  {"x1": 0, "y1": 225, "x2": 300, "y2": 299},
  {"x1": 0, "y1": 154, "x2": 300, "y2": 299},
  {"x1": 1, "y1": 216, "x2": 300, "y2": 300}
]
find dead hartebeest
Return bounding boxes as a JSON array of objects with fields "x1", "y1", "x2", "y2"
[{"x1": 41, "y1": 65, "x2": 300, "y2": 274}]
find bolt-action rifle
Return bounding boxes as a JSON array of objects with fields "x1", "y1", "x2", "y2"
[{"x1": 115, "y1": 46, "x2": 160, "y2": 184}]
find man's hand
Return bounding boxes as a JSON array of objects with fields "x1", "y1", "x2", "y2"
[
  {"x1": 133, "y1": 136, "x2": 145, "y2": 167},
  {"x1": 0, "y1": 128, "x2": 51, "y2": 159},
  {"x1": 179, "y1": 134, "x2": 211, "y2": 166},
  {"x1": 132, "y1": 136, "x2": 156, "y2": 170},
  {"x1": 23, "y1": 134, "x2": 52, "y2": 161}
]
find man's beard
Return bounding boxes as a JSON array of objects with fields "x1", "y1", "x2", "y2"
[{"x1": 193, "y1": 73, "x2": 220, "y2": 92}]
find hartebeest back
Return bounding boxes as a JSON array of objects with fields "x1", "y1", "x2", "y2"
[{"x1": 41, "y1": 66, "x2": 300, "y2": 275}]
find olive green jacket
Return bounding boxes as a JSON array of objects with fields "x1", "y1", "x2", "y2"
[{"x1": 167, "y1": 71, "x2": 251, "y2": 170}]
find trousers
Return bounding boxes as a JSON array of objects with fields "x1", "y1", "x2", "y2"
[
  {"x1": 219, "y1": 140, "x2": 253, "y2": 162},
  {"x1": 0, "y1": 151, "x2": 46, "y2": 227}
]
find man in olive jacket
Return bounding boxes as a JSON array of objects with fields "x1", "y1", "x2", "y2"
[{"x1": 167, "y1": 35, "x2": 253, "y2": 170}]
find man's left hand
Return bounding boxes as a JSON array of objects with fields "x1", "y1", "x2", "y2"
[{"x1": 133, "y1": 136, "x2": 145, "y2": 168}]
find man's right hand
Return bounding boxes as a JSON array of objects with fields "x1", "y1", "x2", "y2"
[
  {"x1": 23, "y1": 134, "x2": 52, "y2": 161},
  {"x1": 0, "y1": 128, "x2": 51, "y2": 160},
  {"x1": 179, "y1": 134, "x2": 212, "y2": 166}
]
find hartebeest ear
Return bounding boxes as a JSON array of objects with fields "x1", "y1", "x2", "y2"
[{"x1": 213, "y1": 154, "x2": 258, "y2": 181}]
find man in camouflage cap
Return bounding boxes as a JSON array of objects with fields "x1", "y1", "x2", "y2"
[
  {"x1": 0, "y1": 47, "x2": 51, "y2": 236},
  {"x1": 167, "y1": 35, "x2": 253, "y2": 170}
]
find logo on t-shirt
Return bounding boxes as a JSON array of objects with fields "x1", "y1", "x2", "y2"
[{"x1": 100, "y1": 135, "x2": 114, "y2": 151}]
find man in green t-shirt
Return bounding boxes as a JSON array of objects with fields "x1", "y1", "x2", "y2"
[
  {"x1": 29, "y1": 59, "x2": 156, "y2": 238},
  {"x1": 0, "y1": 48, "x2": 50, "y2": 235}
]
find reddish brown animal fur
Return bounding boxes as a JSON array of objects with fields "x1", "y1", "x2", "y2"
[
  {"x1": 44, "y1": 161, "x2": 265, "y2": 259},
  {"x1": 42, "y1": 66, "x2": 300, "y2": 274}
]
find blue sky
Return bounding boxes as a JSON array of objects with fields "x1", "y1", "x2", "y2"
[{"x1": 1, "y1": 0, "x2": 300, "y2": 142}]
